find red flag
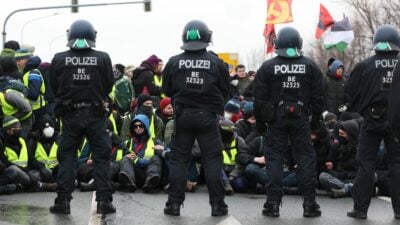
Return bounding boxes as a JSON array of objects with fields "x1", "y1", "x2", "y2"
[
  {"x1": 315, "y1": 3, "x2": 334, "y2": 39},
  {"x1": 263, "y1": 23, "x2": 276, "y2": 54},
  {"x1": 266, "y1": 0, "x2": 293, "y2": 24}
]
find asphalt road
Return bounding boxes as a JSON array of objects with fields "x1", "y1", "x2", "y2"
[{"x1": 0, "y1": 186, "x2": 397, "y2": 225}]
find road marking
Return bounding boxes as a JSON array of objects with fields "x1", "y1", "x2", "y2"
[
  {"x1": 378, "y1": 196, "x2": 391, "y2": 203},
  {"x1": 88, "y1": 191, "x2": 100, "y2": 225},
  {"x1": 216, "y1": 215, "x2": 242, "y2": 225}
]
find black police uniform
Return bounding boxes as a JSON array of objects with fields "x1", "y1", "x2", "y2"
[
  {"x1": 389, "y1": 63, "x2": 400, "y2": 142},
  {"x1": 347, "y1": 51, "x2": 400, "y2": 217},
  {"x1": 253, "y1": 28, "x2": 324, "y2": 217},
  {"x1": 48, "y1": 20, "x2": 114, "y2": 214},
  {"x1": 162, "y1": 22, "x2": 230, "y2": 215}
]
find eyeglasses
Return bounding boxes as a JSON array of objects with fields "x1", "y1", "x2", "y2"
[{"x1": 133, "y1": 124, "x2": 144, "y2": 129}]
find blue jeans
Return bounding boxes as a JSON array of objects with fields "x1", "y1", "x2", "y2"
[{"x1": 245, "y1": 163, "x2": 269, "y2": 186}]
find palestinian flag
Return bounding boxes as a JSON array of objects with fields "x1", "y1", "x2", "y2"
[{"x1": 323, "y1": 17, "x2": 354, "y2": 52}]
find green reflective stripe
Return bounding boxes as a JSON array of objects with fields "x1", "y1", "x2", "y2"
[
  {"x1": 5, "y1": 137, "x2": 28, "y2": 168},
  {"x1": 222, "y1": 139, "x2": 237, "y2": 166},
  {"x1": 149, "y1": 116, "x2": 155, "y2": 139},
  {"x1": 35, "y1": 142, "x2": 58, "y2": 169},
  {"x1": 116, "y1": 149, "x2": 123, "y2": 161},
  {"x1": 108, "y1": 113, "x2": 118, "y2": 134},
  {"x1": 0, "y1": 91, "x2": 18, "y2": 116},
  {"x1": 154, "y1": 75, "x2": 162, "y2": 87},
  {"x1": 3, "y1": 118, "x2": 19, "y2": 128},
  {"x1": 127, "y1": 137, "x2": 155, "y2": 162}
]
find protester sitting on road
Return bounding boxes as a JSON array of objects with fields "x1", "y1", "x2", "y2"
[
  {"x1": 0, "y1": 116, "x2": 55, "y2": 191},
  {"x1": 234, "y1": 101, "x2": 259, "y2": 144},
  {"x1": 123, "y1": 114, "x2": 163, "y2": 193},
  {"x1": 27, "y1": 115, "x2": 59, "y2": 191}
]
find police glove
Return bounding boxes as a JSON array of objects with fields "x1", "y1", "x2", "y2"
[{"x1": 338, "y1": 105, "x2": 347, "y2": 113}]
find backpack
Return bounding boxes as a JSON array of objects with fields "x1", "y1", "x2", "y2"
[
  {"x1": 114, "y1": 77, "x2": 135, "y2": 113},
  {"x1": 0, "y1": 77, "x2": 27, "y2": 96}
]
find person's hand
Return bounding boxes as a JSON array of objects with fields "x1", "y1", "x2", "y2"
[
  {"x1": 86, "y1": 159, "x2": 93, "y2": 165},
  {"x1": 325, "y1": 161, "x2": 334, "y2": 170},
  {"x1": 338, "y1": 105, "x2": 347, "y2": 113},
  {"x1": 153, "y1": 145, "x2": 164, "y2": 151},
  {"x1": 125, "y1": 153, "x2": 136, "y2": 160},
  {"x1": 254, "y1": 156, "x2": 266, "y2": 165}
]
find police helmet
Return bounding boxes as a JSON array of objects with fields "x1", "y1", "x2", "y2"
[
  {"x1": 181, "y1": 20, "x2": 212, "y2": 51},
  {"x1": 274, "y1": 27, "x2": 303, "y2": 58},
  {"x1": 67, "y1": 20, "x2": 97, "y2": 49},
  {"x1": 373, "y1": 25, "x2": 400, "y2": 52}
]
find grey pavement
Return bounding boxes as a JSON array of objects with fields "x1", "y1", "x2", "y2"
[{"x1": 0, "y1": 186, "x2": 397, "y2": 225}]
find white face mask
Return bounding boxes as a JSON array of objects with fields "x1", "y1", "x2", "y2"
[
  {"x1": 43, "y1": 127, "x2": 55, "y2": 138},
  {"x1": 224, "y1": 112, "x2": 233, "y2": 120}
]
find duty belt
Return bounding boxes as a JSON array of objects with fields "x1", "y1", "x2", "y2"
[
  {"x1": 71, "y1": 101, "x2": 94, "y2": 110},
  {"x1": 277, "y1": 100, "x2": 304, "y2": 107}
]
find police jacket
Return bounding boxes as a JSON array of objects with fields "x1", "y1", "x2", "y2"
[
  {"x1": 162, "y1": 50, "x2": 230, "y2": 115},
  {"x1": 388, "y1": 61, "x2": 400, "y2": 139},
  {"x1": 253, "y1": 55, "x2": 324, "y2": 119},
  {"x1": 49, "y1": 48, "x2": 114, "y2": 104},
  {"x1": 346, "y1": 52, "x2": 399, "y2": 118}
]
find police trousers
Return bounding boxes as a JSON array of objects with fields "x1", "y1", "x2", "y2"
[
  {"x1": 167, "y1": 108, "x2": 225, "y2": 205},
  {"x1": 56, "y1": 108, "x2": 112, "y2": 202},
  {"x1": 351, "y1": 119, "x2": 400, "y2": 213},
  {"x1": 265, "y1": 117, "x2": 317, "y2": 203}
]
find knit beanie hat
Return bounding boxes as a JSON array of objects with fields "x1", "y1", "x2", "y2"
[
  {"x1": 243, "y1": 101, "x2": 254, "y2": 120},
  {"x1": 2, "y1": 116, "x2": 20, "y2": 130},
  {"x1": 142, "y1": 54, "x2": 161, "y2": 70},
  {"x1": 159, "y1": 97, "x2": 171, "y2": 111},
  {"x1": 20, "y1": 43, "x2": 35, "y2": 53},
  {"x1": 224, "y1": 97, "x2": 241, "y2": 114},
  {"x1": 114, "y1": 63, "x2": 125, "y2": 74},
  {"x1": 137, "y1": 93, "x2": 152, "y2": 107},
  {"x1": 4, "y1": 40, "x2": 20, "y2": 51},
  {"x1": 38, "y1": 114, "x2": 54, "y2": 131},
  {"x1": 323, "y1": 112, "x2": 337, "y2": 122},
  {"x1": 0, "y1": 56, "x2": 18, "y2": 73},
  {"x1": 219, "y1": 119, "x2": 235, "y2": 131},
  {"x1": 14, "y1": 49, "x2": 32, "y2": 60}
]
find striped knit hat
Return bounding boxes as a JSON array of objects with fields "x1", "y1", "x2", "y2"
[{"x1": 2, "y1": 116, "x2": 20, "y2": 130}]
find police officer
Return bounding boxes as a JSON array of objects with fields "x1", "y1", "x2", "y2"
[
  {"x1": 389, "y1": 49, "x2": 400, "y2": 145},
  {"x1": 346, "y1": 25, "x2": 400, "y2": 219},
  {"x1": 162, "y1": 20, "x2": 230, "y2": 216},
  {"x1": 48, "y1": 20, "x2": 115, "y2": 214},
  {"x1": 253, "y1": 27, "x2": 324, "y2": 217}
]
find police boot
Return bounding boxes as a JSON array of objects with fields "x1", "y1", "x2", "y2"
[
  {"x1": 211, "y1": 201, "x2": 228, "y2": 216},
  {"x1": 50, "y1": 198, "x2": 70, "y2": 214},
  {"x1": 164, "y1": 202, "x2": 181, "y2": 216},
  {"x1": 262, "y1": 202, "x2": 280, "y2": 217},
  {"x1": 143, "y1": 174, "x2": 160, "y2": 193},
  {"x1": 0, "y1": 184, "x2": 17, "y2": 195},
  {"x1": 303, "y1": 198, "x2": 321, "y2": 217},
  {"x1": 97, "y1": 200, "x2": 116, "y2": 214},
  {"x1": 347, "y1": 208, "x2": 367, "y2": 219}
]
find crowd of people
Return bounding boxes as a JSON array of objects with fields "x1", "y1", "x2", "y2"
[{"x1": 0, "y1": 39, "x2": 390, "y2": 199}]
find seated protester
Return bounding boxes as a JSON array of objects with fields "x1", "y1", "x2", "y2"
[
  {"x1": 155, "y1": 97, "x2": 174, "y2": 143},
  {"x1": 105, "y1": 121, "x2": 134, "y2": 192},
  {"x1": 236, "y1": 136, "x2": 268, "y2": 194},
  {"x1": 123, "y1": 114, "x2": 163, "y2": 193},
  {"x1": 76, "y1": 139, "x2": 95, "y2": 192},
  {"x1": 0, "y1": 160, "x2": 17, "y2": 194},
  {"x1": 323, "y1": 112, "x2": 337, "y2": 132},
  {"x1": 319, "y1": 119, "x2": 359, "y2": 198},
  {"x1": 223, "y1": 97, "x2": 242, "y2": 123},
  {"x1": 234, "y1": 101, "x2": 258, "y2": 144},
  {"x1": 311, "y1": 122, "x2": 337, "y2": 180},
  {"x1": 104, "y1": 97, "x2": 123, "y2": 135},
  {"x1": 27, "y1": 115, "x2": 59, "y2": 189},
  {"x1": 120, "y1": 94, "x2": 164, "y2": 141},
  {"x1": 0, "y1": 116, "x2": 55, "y2": 191},
  {"x1": 219, "y1": 120, "x2": 247, "y2": 195}
]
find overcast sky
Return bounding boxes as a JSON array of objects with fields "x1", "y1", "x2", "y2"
[{"x1": 0, "y1": 0, "x2": 348, "y2": 70}]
